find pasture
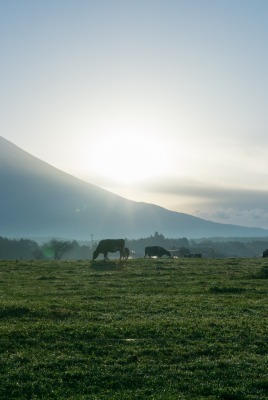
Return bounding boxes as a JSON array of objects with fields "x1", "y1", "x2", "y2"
[{"x1": 0, "y1": 258, "x2": 267, "y2": 399}]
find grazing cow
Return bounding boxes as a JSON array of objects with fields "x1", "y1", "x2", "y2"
[
  {"x1": 144, "y1": 246, "x2": 171, "y2": 258},
  {"x1": 93, "y1": 239, "x2": 125, "y2": 260},
  {"x1": 262, "y1": 249, "x2": 268, "y2": 258},
  {"x1": 184, "y1": 253, "x2": 202, "y2": 258},
  {"x1": 123, "y1": 247, "x2": 130, "y2": 260}
]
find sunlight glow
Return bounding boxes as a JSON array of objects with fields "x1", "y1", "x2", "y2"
[{"x1": 90, "y1": 134, "x2": 168, "y2": 184}]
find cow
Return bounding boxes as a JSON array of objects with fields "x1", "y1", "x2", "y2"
[
  {"x1": 262, "y1": 249, "x2": 268, "y2": 258},
  {"x1": 144, "y1": 246, "x2": 171, "y2": 258},
  {"x1": 123, "y1": 247, "x2": 130, "y2": 260},
  {"x1": 93, "y1": 239, "x2": 125, "y2": 260}
]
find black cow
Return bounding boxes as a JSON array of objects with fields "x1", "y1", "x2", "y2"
[
  {"x1": 144, "y1": 246, "x2": 171, "y2": 258},
  {"x1": 123, "y1": 247, "x2": 130, "y2": 260},
  {"x1": 93, "y1": 239, "x2": 125, "y2": 260},
  {"x1": 262, "y1": 249, "x2": 268, "y2": 258}
]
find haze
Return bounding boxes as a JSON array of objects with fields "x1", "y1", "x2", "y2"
[{"x1": 1, "y1": 1, "x2": 268, "y2": 229}]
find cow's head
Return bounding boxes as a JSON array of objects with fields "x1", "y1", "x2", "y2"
[{"x1": 92, "y1": 249, "x2": 98, "y2": 260}]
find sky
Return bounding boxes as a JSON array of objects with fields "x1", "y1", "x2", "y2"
[{"x1": 1, "y1": 0, "x2": 268, "y2": 229}]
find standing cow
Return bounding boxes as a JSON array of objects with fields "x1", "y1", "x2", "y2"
[
  {"x1": 144, "y1": 246, "x2": 171, "y2": 258},
  {"x1": 93, "y1": 239, "x2": 125, "y2": 260},
  {"x1": 262, "y1": 249, "x2": 268, "y2": 258},
  {"x1": 123, "y1": 247, "x2": 130, "y2": 260}
]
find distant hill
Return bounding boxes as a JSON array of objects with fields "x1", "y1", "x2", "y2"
[{"x1": 1, "y1": 136, "x2": 268, "y2": 240}]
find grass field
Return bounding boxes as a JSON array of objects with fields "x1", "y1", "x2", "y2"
[{"x1": 0, "y1": 257, "x2": 267, "y2": 399}]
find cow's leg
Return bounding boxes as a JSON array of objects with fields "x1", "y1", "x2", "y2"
[
  {"x1": 119, "y1": 249, "x2": 124, "y2": 260},
  {"x1": 104, "y1": 252, "x2": 109, "y2": 260}
]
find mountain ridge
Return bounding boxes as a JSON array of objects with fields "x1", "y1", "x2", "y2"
[{"x1": 1, "y1": 136, "x2": 268, "y2": 240}]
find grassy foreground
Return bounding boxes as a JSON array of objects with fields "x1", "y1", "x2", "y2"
[{"x1": 0, "y1": 258, "x2": 267, "y2": 399}]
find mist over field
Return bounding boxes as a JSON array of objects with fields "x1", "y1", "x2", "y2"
[{"x1": 1, "y1": 137, "x2": 268, "y2": 242}]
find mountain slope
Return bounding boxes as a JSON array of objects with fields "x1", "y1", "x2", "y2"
[{"x1": 1, "y1": 136, "x2": 268, "y2": 240}]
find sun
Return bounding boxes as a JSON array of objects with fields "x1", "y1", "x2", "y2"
[{"x1": 90, "y1": 134, "x2": 167, "y2": 185}]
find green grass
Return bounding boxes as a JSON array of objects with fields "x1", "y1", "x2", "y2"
[{"x1": 0, "y1": 258, "x2": 267, "y2": 399}]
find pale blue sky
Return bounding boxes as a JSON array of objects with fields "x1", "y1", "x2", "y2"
[{"x1": 1, "y1": 1, "x2": 268, "y2": 228}]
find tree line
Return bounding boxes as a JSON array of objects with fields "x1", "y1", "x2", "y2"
[{"x1": 0, "y1": 232, "x2": 268, "y2": 260}]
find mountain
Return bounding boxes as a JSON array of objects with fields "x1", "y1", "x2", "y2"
[{"x1": 1, "y1": 136, "x2": 268, "y2": 240}]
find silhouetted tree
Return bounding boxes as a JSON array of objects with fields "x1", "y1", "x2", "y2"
[
  {"x1": 42, "y1": 239, "x2": 74, "y2": 260},
  {"x1": 0, "y1": 237, "x2": 40, "y2": 259}
]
